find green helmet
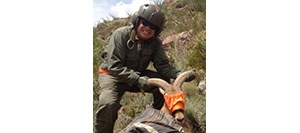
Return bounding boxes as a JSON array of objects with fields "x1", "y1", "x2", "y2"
[{"x1": 132, "y1": 4, "x2": 165, "y2": 35}]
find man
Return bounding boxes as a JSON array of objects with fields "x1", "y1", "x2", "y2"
[{"x1": 95, "y1": 4, "x2": 195, "y2": 133}]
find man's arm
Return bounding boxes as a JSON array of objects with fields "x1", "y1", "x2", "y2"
[
  {"x1": 105, "y1": 30, "x2": 140, "y2": 86},
  {"x1": 152, "y1": 39, "x2": 181, "y2": 79}
]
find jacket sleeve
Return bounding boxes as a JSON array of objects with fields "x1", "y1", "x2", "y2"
[
  {"x1": 106, "y1": 30, "x2": 140, "y2": 86},
  {"x1": 152, "y1": 39, "x2": 181, "y2": 79}
]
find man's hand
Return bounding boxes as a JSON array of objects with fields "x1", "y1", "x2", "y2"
[{"x1": 136, "y1": 76, "x2": 151, "y2": 91}]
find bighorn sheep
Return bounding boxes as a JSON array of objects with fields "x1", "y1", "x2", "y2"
[
  {"x1": 121, "y1": 70, "x2": 196, "y2": 133},
  {"x1": 148, "y1": 70, "x2": 196, "y2": 121}
]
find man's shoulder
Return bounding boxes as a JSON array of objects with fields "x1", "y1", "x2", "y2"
[
  {"x1": 109, "y1": 26, "x2": 133, "y2": 41},
  {"x1": 113, "y1": 26, "x2": 132, "y2": 34},
  {"x1": 150, "y1": 36, "x2": 163, "y2": 45},
  {"x1": 155, "y1": 36, "x2": 163, "y2": 42}
]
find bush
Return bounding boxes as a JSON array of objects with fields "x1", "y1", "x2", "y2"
[{"x1": 188, "y1": 31, "x2": 206, "y2": 71}]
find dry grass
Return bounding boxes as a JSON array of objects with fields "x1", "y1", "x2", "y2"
[{"x1": 183, "y1": 82, "x2": 206, "y2": 133}]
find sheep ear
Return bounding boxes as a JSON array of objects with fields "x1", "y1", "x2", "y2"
[
  {"x1": 173, "y1": 70, "x2": 196, "y2": 88},
  {"x1": 147, "y1": 78, "x2": 170, "y2": 91}
]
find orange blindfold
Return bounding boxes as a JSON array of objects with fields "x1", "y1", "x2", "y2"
[{"x1": 163, "y1": 91, "x2": 185, "y2": 114}]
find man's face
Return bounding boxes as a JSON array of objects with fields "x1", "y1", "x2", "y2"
[{"x1": 136, "y1": 19, "x2": 158, "y2": 40}]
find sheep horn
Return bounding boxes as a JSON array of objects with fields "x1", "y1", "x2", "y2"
[
  {"x1": 173, "y1": 70, "x2": 196, "y2": 87},
  {"x1": 147, "y1": 78, "x2": 170, "y2": 91}
]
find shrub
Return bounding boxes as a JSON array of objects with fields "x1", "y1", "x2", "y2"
[{"x1": 188, "y1": 31, "x2": 206, "y2": 71}]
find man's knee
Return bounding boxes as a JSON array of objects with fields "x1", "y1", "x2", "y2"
[{"x1": 98, "y1": 88, "x2": 120, "y2": 105}]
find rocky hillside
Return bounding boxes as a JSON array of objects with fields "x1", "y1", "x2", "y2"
[
  {"x1": 93, "y1": 0, "x2": 206, "y2": 132},
  {"x1": 94, "y1": 0, "x2": 206, "y2": 75}
]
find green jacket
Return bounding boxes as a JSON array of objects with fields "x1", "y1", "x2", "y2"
[{"x1": 100, "y1": 26, "x2": 180, "y2": 86}]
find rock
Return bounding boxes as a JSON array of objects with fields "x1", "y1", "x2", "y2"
[
  {"x1": 198, "y1": 80, "x2": 206, "y2": 96},
  {"x1": 197, "y1": 69, "x2": 206, "y2": 96},
  {"x1": 162, "y1": 30, "x2": 193, "y2": 51}
]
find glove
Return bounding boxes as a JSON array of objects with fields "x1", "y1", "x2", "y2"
[{"x1": 136, "y1": 76, "x2": 151, "y2": 91}]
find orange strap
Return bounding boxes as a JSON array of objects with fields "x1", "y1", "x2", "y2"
[
  {"x1": 163, "y1": 91, "x2": 185, "y2": 114},
  {"x1": 99, "y1": 68, "x2": 110, "y2": 75}
]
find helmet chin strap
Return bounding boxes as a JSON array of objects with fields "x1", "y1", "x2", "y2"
[
  {"x1": 127, "y1": 29, "x2": 136, "y2": 50},
  {"x1": 135, "y1": 17, "x2": 140, "y2": 29}
]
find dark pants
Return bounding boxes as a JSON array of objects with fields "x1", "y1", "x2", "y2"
[{"x1": 94, "y1": 70, "x2": 169, "y2": 133}]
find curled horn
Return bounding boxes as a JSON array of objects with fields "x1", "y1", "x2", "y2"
[
  {"x1": 147, "y1": 78, "x2": 170, "y2": 91},
  {"x1": 174, "y1": 69, "x2": 196, "y2": 87}
]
